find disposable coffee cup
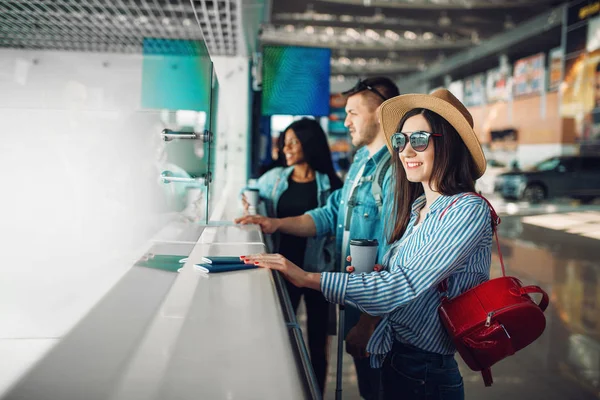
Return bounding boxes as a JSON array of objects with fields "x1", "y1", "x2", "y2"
[
  {"x1": 244, "y1": 189, "x2": 260, "y2": 207},
  {"x1": 349, "y1": 239, "x2": 378, "y2": 274}
]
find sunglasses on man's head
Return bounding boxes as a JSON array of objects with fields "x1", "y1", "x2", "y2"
[
  {"x1": 343, "y1": 80, "x2": 387, "y2": 101},
  {"x1": 391, "y1": 131, "x2": 442, "y2": 153}
]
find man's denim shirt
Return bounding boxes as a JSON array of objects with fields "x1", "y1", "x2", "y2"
[
  {"x1": 306, "y1": 145, "x2": 393, "y2": 269},
  {"x1": 248, "y1": 166, "x2": 336, "y2": 273}
]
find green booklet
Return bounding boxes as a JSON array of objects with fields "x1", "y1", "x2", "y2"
[{"x1": 135, "y1": 254, "x2": 185, "y2": 273}]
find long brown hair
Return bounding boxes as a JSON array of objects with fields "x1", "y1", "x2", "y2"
[{"x1": 388, "y1": 108, "x2": 478, "y2": 243}]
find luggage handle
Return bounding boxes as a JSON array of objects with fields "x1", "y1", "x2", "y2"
[{"x1": 510, "y1": 285, "x2": 549, "y2": 312}]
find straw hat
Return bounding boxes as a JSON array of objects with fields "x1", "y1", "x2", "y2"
[{"x1": 378, "y1": 88, "x2": 487, "y2": 179}]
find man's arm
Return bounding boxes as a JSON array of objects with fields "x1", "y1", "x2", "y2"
[
  {"x1": 236, "y1": 184, "x2": 342, "y2": 236},
  {"x1": 277, "y1": 214, "x2": 317, "y2": 236},
  {"x1": 251, "y1": 189, "x2": 342, "y2": 237},
  {"x1": 305, "y1": 188, "x2": 342, "y2": 237}
]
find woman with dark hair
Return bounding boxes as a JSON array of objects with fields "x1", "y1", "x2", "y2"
[
  {"x1": 242, "y1": 90, "x2": 493, "y2": 399},
  {"x1": 242, "y1": 117, "x2": 342, "y2": 394}
]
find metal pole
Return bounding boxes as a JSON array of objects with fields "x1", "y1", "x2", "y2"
[{"x1": 335, "y1": 304, "x2": 345, "y2": 400}]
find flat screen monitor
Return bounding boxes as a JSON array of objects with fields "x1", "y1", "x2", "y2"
[{"x1": 261, "y1": 45, "x2": 331, "y2": 117}]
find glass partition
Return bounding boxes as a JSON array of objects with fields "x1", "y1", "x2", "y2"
[{"x1": 0, "y1": 2, "x2": 217, "y2": 390}]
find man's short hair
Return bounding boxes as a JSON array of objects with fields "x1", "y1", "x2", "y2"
[{"x1": 342, "y1": 77, "x2": 400, "y2": 104}]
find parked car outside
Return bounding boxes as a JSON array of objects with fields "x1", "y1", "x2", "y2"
[
  {"x1": 495, "y1": 155, "x2": 600, "y2": 203},
  {"x1": 476, "y1": 159, "x2": 508, "y2": 195}
]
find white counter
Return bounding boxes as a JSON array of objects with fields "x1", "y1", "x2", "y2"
[{"x1": 2, "y1": 211, "x2": 319, "y2": 399}]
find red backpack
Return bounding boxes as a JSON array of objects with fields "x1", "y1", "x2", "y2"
[{"x1": 437, "y1": 193, "x2": 549, "y2": 387}]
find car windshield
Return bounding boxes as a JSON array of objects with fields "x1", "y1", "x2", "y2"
[{"x1": 531, "y1": 157, "x2": 561, "y2": 171}]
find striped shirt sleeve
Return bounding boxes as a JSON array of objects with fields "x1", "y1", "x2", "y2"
[{"x1": 321, "y1": 199, "x2": 490, "y2": 314}]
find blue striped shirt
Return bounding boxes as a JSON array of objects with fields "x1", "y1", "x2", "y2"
[{"x1": 320, "y1": 193, "x2": 492, "y2": 367}]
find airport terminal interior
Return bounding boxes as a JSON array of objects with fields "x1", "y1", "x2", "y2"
[{"x1": 1, "y1": 0, "x2": 600, "y2": 399}]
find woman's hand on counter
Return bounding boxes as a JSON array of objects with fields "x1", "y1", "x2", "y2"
[
  {"x1": 241, "y1": 254, "x2": 321, "y2": 291},
  {"x1": 234, "y1": 215, "x2": 281, "y2": 234}
]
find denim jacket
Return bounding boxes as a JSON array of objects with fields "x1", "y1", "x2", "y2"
[
  {"x1": 306, "y1": 146, "x2": 393, "y2": 266},
  {"x1": 249, "y1": 166, "x2": 337, "y2": 273},
  {"x1": 306, "y1": 145, "x2": 394, "y2": 336}
]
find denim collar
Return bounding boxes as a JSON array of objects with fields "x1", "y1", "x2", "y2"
[{"x1": 354, "y1": 144, "x2": 389, "y2": 166}]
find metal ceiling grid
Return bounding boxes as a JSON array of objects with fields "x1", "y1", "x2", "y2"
[
  {"x1": 323, "y1": 0, "x2": 557, "y2": 8},
  {"x1": 0, "y1": 0, "x2": 239, "y2": 55},
  {"x1": 260, "y1": 24, "x2": 474, "y2": 51}
]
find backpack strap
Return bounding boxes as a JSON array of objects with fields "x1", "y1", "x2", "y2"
[
  {"x1": 437, "y1": 192, "x2": 505, "y2": 296},
  {"x1": 344, "y1": 153, "x2": 391, "y2": 231},
  {"x1": 344, "y1": 174, "x2": 369, "y2": 230},
  {"x1": 481, "y1": 368, "x2": 493, "y2": 387},
  {"x1": 371, "y1": 151, "x2": 392, "y2": 214}
]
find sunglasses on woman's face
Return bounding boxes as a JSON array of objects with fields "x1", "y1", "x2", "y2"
[{"x1": 391, "y1": 131, "x2": 442, "y2": 153}]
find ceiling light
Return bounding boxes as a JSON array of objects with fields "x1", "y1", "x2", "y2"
[
  {"x1": 404, "y1": 31, "x2": 417, "y2": 40},
  {"x1": 365, "y1": 29, "x2": 380, "y2": 40},
  {"x1": 162, "y1": 18, "x2": 170, "y2": 25},
  {"x1": 339, "y1": 57, "x2": 352, "y2": 66},
  {"x1": 314, "y1": 13, "x2": 335, "y2": 21},
  {"x1": 423, "y1": 32, "x2": 434, "y2": 40},
  {"x1": 325, "y1": 27, "x2": 335, "y2": 35},
  {"x1": 504, "y1": 15, "x2": 515, "y2": 30},
  {"x1": 385, "y1": 30, "x2": 400, "y2": 41},
  {"x1": 305, "y1": 26, "x2": 315, "y2": 34},
  {"x1": 438, "y1": 11, "x2": 451, "y2": 27},
  {"x1": 345, "y1": 28, "x2": 361, "y2": 40},
  {"x1": 284, "y1": 25, "x2": 295, "y2": 33},
  {"x1": 340, "y1": 15, "x2": 354, "y2": 22},
  {"x1": 182, "y1": 19, "x2": 191, "y2": 27},
  {"x1": 354, "y1": 58, "x2": 367, "y2": 66}
]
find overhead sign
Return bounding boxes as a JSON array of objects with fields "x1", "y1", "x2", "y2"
[
  {"x1": 464, "y1": 74, "x2": 486, "y2": 107},
  {"x1": 513, "y1": 53, "x2": 545, "y2": 97},
  {"x1": 548, "y1": 47, "x2": 563, "y2": 91},
  {"x1": 486, "y1": 67, "x2": 511, "y2": 103}
]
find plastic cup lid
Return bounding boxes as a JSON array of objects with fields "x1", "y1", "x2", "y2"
[{"x1": 349, "y1": 239, "x2": 379, "y2": 246}]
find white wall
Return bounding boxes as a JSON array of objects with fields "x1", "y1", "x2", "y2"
[{"x1": 0, "y1": 49, "x2": 190, "y2": 393}]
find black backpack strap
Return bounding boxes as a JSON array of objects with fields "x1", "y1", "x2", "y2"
[
  {"x1": 371, "y1": 151, "x2": 392, "y2": 214},
  {"x1": 344, "y1": 175, "x2": 368, "y2": 230}
]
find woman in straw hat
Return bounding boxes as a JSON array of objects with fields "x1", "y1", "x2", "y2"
[{"x1": 241, "y1": 89, "x2": 492, "y2": 399}]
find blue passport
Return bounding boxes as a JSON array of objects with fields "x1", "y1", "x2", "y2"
[
  {"x1": 200, "y1": 256, "x2": 245, "y2": 265},
  {"x1": 196, "y1": 263, "x2": 257, "y2": 273}
]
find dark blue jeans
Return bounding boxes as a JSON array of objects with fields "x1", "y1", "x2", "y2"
[{"x1": 382, "y1": 341, "x2": 464, "y2": 400}]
